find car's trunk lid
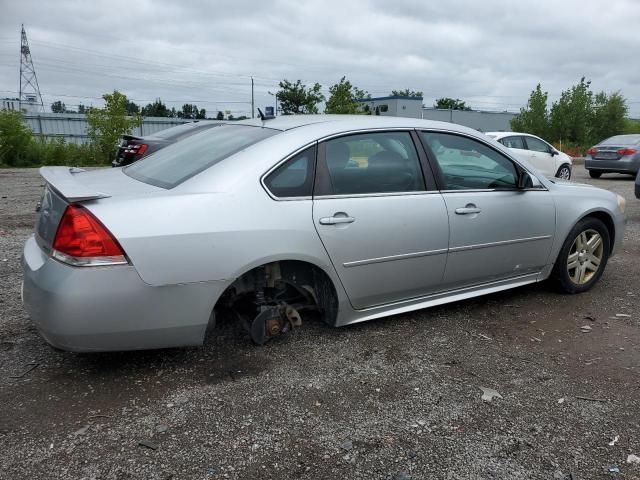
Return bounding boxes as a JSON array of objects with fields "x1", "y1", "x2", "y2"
[
  {"x1": 593, "y1": 146, "x2": 624, "y2": 160},
  {"x1": 36, "y1": 166, "x2": 163, "y2": 251}
]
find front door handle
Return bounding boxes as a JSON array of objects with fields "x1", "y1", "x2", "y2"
[
  {"x1": 319, "y1": 215, "x2": 355, "y2": 225},
  {"x1": 455, "y1": 205, "x2": 481, "y2": 215}
]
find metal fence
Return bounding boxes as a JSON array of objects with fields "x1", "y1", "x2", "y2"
[{"x1": 22, "y1": 113, "x2": 200, "y2": 144}]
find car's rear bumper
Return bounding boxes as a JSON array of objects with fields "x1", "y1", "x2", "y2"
[
  {"x1": 21, "y1": 235, "x2": 224, "y2": 352},
  {"x1": 585, "y1": 157, "x2": 640, "y2": 174}
]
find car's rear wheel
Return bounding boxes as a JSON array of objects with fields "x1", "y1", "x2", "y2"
[
  {"x1": 556, "y1": 164, "x2": 572, "y2": 180},
  {"x1": 588, "y1": 170, "x2": 602, "y2": 179},
  {"x1": 552, "y1": 217, "x2": 610, "y2": 293}
]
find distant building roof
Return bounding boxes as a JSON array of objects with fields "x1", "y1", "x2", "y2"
[{"x1": 356, "y1": 95, "x2": 424, "y2": 102}]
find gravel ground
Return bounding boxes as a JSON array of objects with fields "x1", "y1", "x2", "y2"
[{"x1": 0, "y1": 166, "x2": 639, "y2": 480}]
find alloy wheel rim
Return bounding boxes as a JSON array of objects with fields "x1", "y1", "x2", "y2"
[
  {"x1": 559, "y1": 167, "x2": 571, "y2": 180},
  {"x1": 567, "y1": 229, "x2": 603, "y2": 285}
]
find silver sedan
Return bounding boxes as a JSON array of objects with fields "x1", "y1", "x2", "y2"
[{"x1": 22, "y1": 115, "x2": 626, "y2": 352}]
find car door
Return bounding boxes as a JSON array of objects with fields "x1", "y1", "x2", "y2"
[
  {"x1": 312, "y1": 130, "x2": 449, "y2": 309},
  {"x1": 418, "y1": 131, "x2": 556, "y2": 291},
  {"x1": 523, "y1": 135, "x2": 556, "y2": 177}
]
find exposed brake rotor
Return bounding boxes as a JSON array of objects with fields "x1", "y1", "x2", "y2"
[{"x1": 249, "y1": 303, "x2": 303, "y2": 345}]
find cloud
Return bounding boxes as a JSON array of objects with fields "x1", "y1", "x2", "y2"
[{"x1": 1, "y1": 0, "x2": 639, "y2": 116}]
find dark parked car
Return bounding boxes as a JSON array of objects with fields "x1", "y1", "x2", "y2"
[
  {"x1": 585, "y1": 134, "x2": 640, "y2": 178},
  {"x1": 112, "y1": 121, "x2": 222, "y2": 167}
]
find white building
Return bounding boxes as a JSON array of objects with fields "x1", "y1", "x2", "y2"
[
  {"x1": 357, "y1": 95, "x2": 424, "y2": 118},
  {"x1": 1, "y1": 96, "x2": 41, "y2": 113}
]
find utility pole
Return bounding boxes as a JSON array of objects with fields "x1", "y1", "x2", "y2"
[
  {"x1": 19, "y1": 24, "x2": 44, "y2": 112},
  {"x1": 251, "y1": 76, "x2": 254, "y2": 119}
]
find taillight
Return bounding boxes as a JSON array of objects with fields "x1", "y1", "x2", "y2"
[
  {"x1": 587, "y1": 148, "x2": 598, "y2": 156},
  {"x1": 123, "y1": 143, "x2": 148, "y2": 156},
  {"x1": 52, "y1": 205, "x2": 127, "y2": 266},
  {"x1": 617, "y1": 148, "x2": 637, "y2": 156},
  {"x1": 136, "y1": 143, "x2": 148, "y2": 156}
]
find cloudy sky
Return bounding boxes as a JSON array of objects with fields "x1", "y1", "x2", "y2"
[{"x1": 1, "y1": 0, "x2": 640, "y2": 117}]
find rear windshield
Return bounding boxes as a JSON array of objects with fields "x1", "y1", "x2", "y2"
[
  {"x1": 124, "y1": 125, "x2": 279, "y2": 188},
  {"x1": 151, "y1": 121, "x2": 214, "y2": 140},
  {"x1": 600, "y1": 135, "x2": 640, "y2": 146}
]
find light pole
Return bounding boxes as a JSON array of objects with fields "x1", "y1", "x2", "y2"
[{"x1": 268, "y1": 90, "x2": 279, "y2": 116}]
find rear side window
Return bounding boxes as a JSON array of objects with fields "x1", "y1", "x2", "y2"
[
  {"x1": 319, "y1": 131, "x2": 425, "y2": 195},
  {"x1": 264, "y1": 145, "x2": 316, "y2": 198},
  {"x1": 499, "y1": 136, "x2": 525, "y2": 149},
  {"x1": 125, "y1": 125, "x2": 278, "y2": 188}
]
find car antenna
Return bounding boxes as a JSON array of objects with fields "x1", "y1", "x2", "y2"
[{"x1": 257, "y1": 108, "x2": 275, "y2": 121}]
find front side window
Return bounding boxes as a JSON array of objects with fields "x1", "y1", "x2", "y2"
[
  {"x1": 264, "y1": 145, "x2": 316, "y2": 198},
  {"x1": 420, "y1": 132, "x2": 519, "y2": 190},
  {"x1": 525, "y1": 136, "x2": 552, "y2": 153},
  {"x1": 320, "y1": 131, "x2": 425, "y2": 195},
  {"x1": 499, "y1": 136, "x2": 525, "y2": 149},
  {"x1": 125, "y1": 125, "x2": 279, "y2": 188}
]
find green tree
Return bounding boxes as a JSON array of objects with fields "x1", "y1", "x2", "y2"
[
  {"x1": 216, "y1": 111, "x2": 224, "y2": 120},
  {"x1": 0, "y1": 109, "x2": 33, "y2": 166},
  {"x1": 77, "y1": 104, "x2": 86, "y2": 114},
  {"x1": 434, "y1": 97, "x2": 470, "y2": 110},
  {"x1": 51, "y1": 100, "x2": 67, "y2": 113},
  {"x1": 549, "y1": 77, "x2": 593, "y2": 145},
  {"x1": 142, "y1": 98, "x2": 170, "y2": 117},
  {"x1": 392, "y1": 89, "x2": 423, "y2": 97},
  {"x1": 86, "y1": 90, "x2": 142, "y2": 160},
  {"x1": 325, "y1": 76, "x2": 369, "y2": 114},
  {"x1": 277, "y1": 79, "x2": 325, "y2": 114},
  {"x1": 591, "y1": 91, "x2": 627, "y2": 143},
  {"x1": 510, "y1": 84, "x2": 549, "y2": 138},
  {"x1": 125, "y1": 100, "x2": 140, "y2": 115}
]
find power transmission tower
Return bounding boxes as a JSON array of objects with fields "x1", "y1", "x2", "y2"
[{"x1": 19, "y1": 24, "x2": 45, "y2": 112}]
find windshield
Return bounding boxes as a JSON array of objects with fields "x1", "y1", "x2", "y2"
[{"x1": 125, "y1": 125, "x2": 279, "y2": 188}]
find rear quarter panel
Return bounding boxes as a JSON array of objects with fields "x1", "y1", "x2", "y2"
[{"x1": 85, "y1": 186, "x2": 337, "y2": 288}]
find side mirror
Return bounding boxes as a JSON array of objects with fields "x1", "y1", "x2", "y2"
[
  {"x1": 549, "y1": 149, "x2": 558, "y2": 156},
  {"x1": 517, "y1": 170, "x2": 533, "y2": 189}
]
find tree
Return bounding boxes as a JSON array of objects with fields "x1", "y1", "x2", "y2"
[
  {"x1": 177, "y1": 104, "x2": 206, "y2": 119},
  {"x1": 86, "y1": 90, "x2": 142, "y2": 161},
  {"x1": 276, "y1": 79, "x2": 325, "y2": 114},
  {"x1": 125, "y1": 100, "x2": 140, "y2": 115},
  {"x1": 77, "y1": 104, "x2": 87, "y2": 114},
  {"x1": 591, "y1": 91, "x2": 627, "y2": 143},
  {"x1": 325, "y1": 76, "x2": 369, "y2": 114},
  {"x1": 142, "y1": 98, "x2": 170, "y2": 117},
  {"x1": 510, "y1": 84, "x2": 549, "y2": 138},
  {"x1": 51, "y1": 100, "x2": 67, "y2": 113},
  {"x1": 549, "y1": 77, "x2": 593, "y2": 146},
  {"x1": 392, "y1": 89, "x2": 423, "y2": 97},
  {"x1": 434, "y1": 97, "x2": 470, "y2": 110},
  {"x1": 0, "y1": 109, "x2": 33, "y2": 166},
  {"x1": 216, "y1": 111, "x2": 224, "y2": 120}
]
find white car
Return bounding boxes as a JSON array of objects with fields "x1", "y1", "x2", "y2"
[{"x1": 486, "y1": 132, "x2": 573, "y2": 180}]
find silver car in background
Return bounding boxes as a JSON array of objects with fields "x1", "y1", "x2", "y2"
[
  {"x1": 585, "y1": 134, "x2": 640, "y2": 178},
  {"x1": 22, "y1": 115, "x2": 626, "y2": 352}
]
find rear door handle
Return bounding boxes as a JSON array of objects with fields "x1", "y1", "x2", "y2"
[
  {"x1": 455, "y1": 206, "x2": 481, "y2": 215},
  {"x1": 319, "y1": 216, "x2": 355, "y2": 225}
]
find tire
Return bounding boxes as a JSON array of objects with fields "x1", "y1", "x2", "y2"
[
  {"x1": 588, "y1": 170, "x2": 602, "y2": 179},
  {"x1": 552, "y1": 217, "x2": 610, "y2": 294},
  {"x1": 555, "y1": 164, "x2": 572, "y2": 180}
]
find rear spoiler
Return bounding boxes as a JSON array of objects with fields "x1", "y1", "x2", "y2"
[{"x1": 40, "y1": 167, "x2": 111, "y2": 202}]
